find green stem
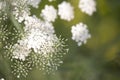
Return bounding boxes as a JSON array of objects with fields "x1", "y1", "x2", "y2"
[
  {"x1": 10, "y1": 14, "x2": 24, "y2": 33},
  {"x1": 5, "y1": 0, "x2": 24, "y2": 34}
]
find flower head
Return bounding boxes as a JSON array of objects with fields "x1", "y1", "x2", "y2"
[
  {"x1": 3, "y1": 13, "x2": 68, "y2": 78},
  {"x1": 79, "y1": 0, "x2": 96, "y2": 16},
  {"x1": 0, "y1": 78, "x2": 5, "y2": 80},
  {"x1": 58, "y1": 1, "x2": 74, "y2": 21},
  {"x1": 41, "y1": 5, "x2": 57, "y2": 22},
  {"x1": 71, "y1": 22, "x2": 91, "y2": 46}
]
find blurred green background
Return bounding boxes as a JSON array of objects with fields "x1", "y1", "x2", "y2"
[{"x1": 1, "y1": 0, "x2": 120, "y2": 80}]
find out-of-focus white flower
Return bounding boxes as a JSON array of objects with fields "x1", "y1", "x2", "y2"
[
  {"x1": 79, "y1": 0, "x2": 96, "y2": 16},
  {"x1": 41, "y1": 5, "x2": 57, "y2": 22},
  {"x1": 48, "y1": 0, "x2": 55, "y2": 2},
  {"x1": 28, "y1": 0, "x2": 41, "y2": 8},
  {"x1": 0, "y1": 78, "x2": 5, "y2": 80},
  {"x1": 71, "y1": 22, "x2": 91, "y2": 46},
  {"x1": 58, "y1": 1, "x2": 74, "y2": 21}
]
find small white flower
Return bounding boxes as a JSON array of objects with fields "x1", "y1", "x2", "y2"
[
  {"x1": 48, "y1": 0, "x2": 55, "y2": 2},
  {"x1": 0, "y1": 78, "x2": 5, "y2": 80},
  {"x1": 41, "y1": 5, "x2": 57, "y2": 22},
  {"x1": 79, "y1": 0, "x2": 96, "y2": 16},
  {"x1": 28, "y1": 0, "x2": 41, "y2": 8},
  {"x1": 58, "y1": 1, "x2": 74, "y2": 21},
  {"x1": 71, "y1": 22, "x2": 91, "y2": 46}
]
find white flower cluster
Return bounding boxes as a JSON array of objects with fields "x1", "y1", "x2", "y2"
[
  {"x1": 0, "y1": 0, "x2": 95, "y2": 79},
  {"x1": 41, "y1": 5, "x2": 57, "y2": 22},
  {"x1": 58, "y1": 1, "x2": 74, "y2": 21},
  {"x1": 40, "y1": 1, "x2": 74, "y2": 22},
  {"x1": 71, "y1": 23, "x2": 91, "y2": 46},
  {"x1": 79, "y1": 0, "x2": 96, "y2": 16},
  {"x1": 1, "y1": 0, "x2": 68, "y2": 78}
]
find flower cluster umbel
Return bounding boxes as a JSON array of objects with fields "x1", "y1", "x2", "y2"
[{"x1": 0, "y1": 0, "x2": 96, "y2": 78}]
